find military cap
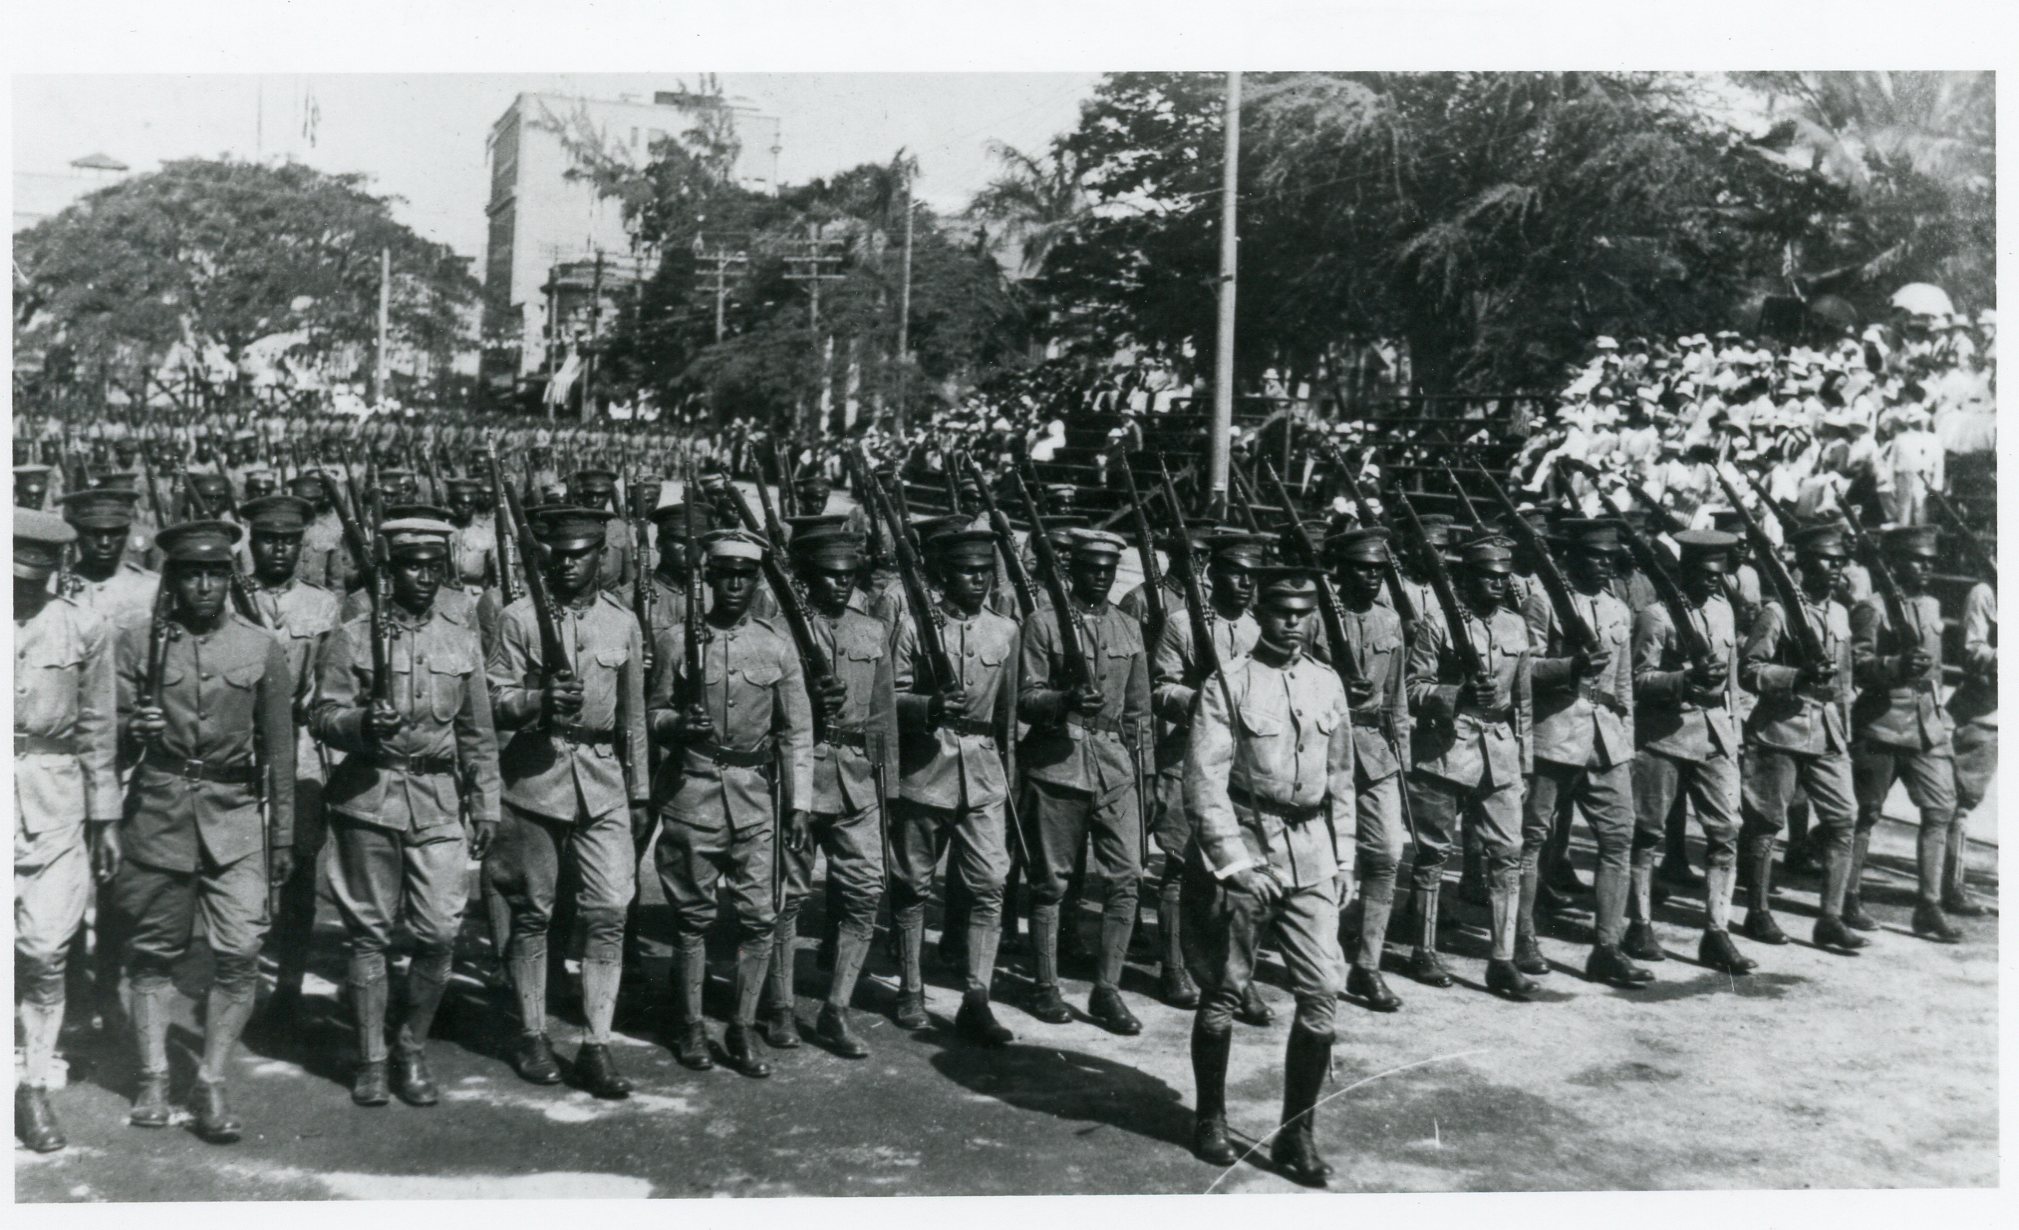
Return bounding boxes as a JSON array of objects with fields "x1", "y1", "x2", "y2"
[
  {"x1": 791, "y1": 525, "x2": 865, "y2": 569},
  {"x1": 1039, "y1": 514, "x2": 1088, "y2": 548},
  {"x1": 1459, "y1": 532, "x2": 1516, "y2": 572},
  {"x1": 785, "y1": 514, "x2": 849, "y2": 538},
  {"x1": 530, "y1": 505, "x2": 614, "y2": 550},
  {"x1": 703, "y1": 528, "x2": 769, "y2": 563},
  {"x1": 1789, "y1": 521, "x2": 1850, "y2": 559},
  {"x1": 89, "y1": 468, "x2": 139, "y2": 490},
  {"x1": 1327, "y1": 526, "x2": 1391, "y2": 564},
  {"x1": 243, "y1": 470, "x2": 279, "y2": 497},
  {"x1": 1042, "y1": 483, "x2": 1079, "y2": 508},
  {"x1": 15, "y1": 464, "x2": 53, "y2": 479},
  {"x1": 444, "y1": 476, "x2": 483, "y2": 495},
  {"x1": 935, "y1": 528, "x2": 999, "y2": 566},
  {"x1": 1069, "y1": 528, "x2": 1128, "y2": 563},
  {"x1": 1555, "y1": 518, "x2": 1619, "y2": 553},
  {"x1": 58, "y1": 488, "x2": 140, "y2": 529},
  {"x1": 912, "y1": 515, "x2": 970, "y2": 553},
  {"x1": 287, "y1": 472, "x2": 331, "y2": 499},
  {"x1": 569, "y1": 468, "x2": 619, "y2": 490},
  {"x1": 155, "y1": 519, "x2": 244, "y2": 564},
  {"x1": 241, "y1": 495, "x2": 314, "y2": 535},
  {"x1": 13, "y1": 508, "x2": 76, "y2": 580},
  {"x1": 1702, "y1": 506, "x2": 1744, "y2": 534},
  {"x1": 188, "y1": 471, "x2": 232, "y2": 499},
  {"x1": 1254, "y1": 565, "x2": 1323, "y2": 607},
  {"x1": 1160, "y1": 523, "x2": 1215, "y2": 552},
  {"x1": 648, "y1": 502, "x2": 710, "y2": 536},
  {"x1": 1674, "y1": 529, "x2": 1738, "y2": 572},
  {"x1": 1882, "y1": 525, "x2": 1940, "y2": 558},
  {"x1": 1414, "y1": 513, "x2": 1456, "y2": 548},
  {"x1": 1204, "y1": 529, "x2": 1271, "y2": 567},
  {"x1": 379, "y1": 469, "x2": 418, "y2": 485}
]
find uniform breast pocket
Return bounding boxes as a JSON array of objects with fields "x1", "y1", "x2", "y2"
[
  {"x1": 1236, "y1": 703, "x2": 1284, "y2": 740},
  {"x1": 738, "y1": 661, "x2": 783, "y2": 690},
  {"x1": 23, "y1": 654, "x2": 83, "y2": 726},
  {"x1": 220, "y1": 662, "x2": 262, "y2": 723},
  {"x1": 425, "y1": 657, "x2": 469, "y2": 722}
]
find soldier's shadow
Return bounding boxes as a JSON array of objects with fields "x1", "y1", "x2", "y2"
[{"x1": 919, "y1": 1030, "x2": 1194, "y2": 1151}]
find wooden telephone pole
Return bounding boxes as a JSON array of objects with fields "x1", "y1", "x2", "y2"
[
  {"x1": 783, "y1": 227, "x2": 845, "y2": 440},
  {"x1": 1208, "y1": 71, "x2": 1241, "y2": 516}
]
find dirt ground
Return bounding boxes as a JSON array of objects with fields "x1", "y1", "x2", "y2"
[{"x1": 13, "y1": 801, "x2": 1999, "y2": 1200}]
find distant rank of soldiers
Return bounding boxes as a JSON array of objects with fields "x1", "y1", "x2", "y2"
[{"x1": 10, "y1": 432, "x2": 1998, "y2": 1184}]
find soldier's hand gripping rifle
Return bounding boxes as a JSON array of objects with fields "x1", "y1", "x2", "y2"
[
  {"x1": 501, "y1": 467, "x2": 575, "y2": 730},
  {"x1": 1390, "y1": 485, "x2": 1492, "y2": 691},
  {"x1": 1716, "y1": 467, "x2": 1828, "y2": 673},
  {"x1": 855, "y1": 446, "x2": 958, "y2": 695},
  {"x1": 1012, "y1": 459, "x2": 1092, "y2": 695},
  {"x1": 711, "y1": 464, "x2": 835, "y2": 744},
  {"x1": 487, "y1": 439, "x2": 521, "y2": 606},
  {"x1": 1560, "y1": 458, "x2": 1717, "y2": 675},
  {"x1": 957, "y1": 452, "x2": 1037, "y2": 621},
  {"x1": 1115, "y1": 451, "x2": 1168, "y2": 654},
  {"x1": 1470, "y1": 464, "x2": 1601, "y2": 656},
  {"x1": 1320, "y1": 437, "x2": 1419, "y2": 632},
  {"x1": 1839, "y1": 504, "x2": 1935, "y2": 701}
]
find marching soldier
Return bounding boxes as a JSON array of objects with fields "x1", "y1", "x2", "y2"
[
  {"x1": 566, "y1": 469, "x2": 634, "y2": 595},
  {"x1": 1183, "y1": 565, "x2": 1352, "y2": 1187},
  {"x1": 1403, "y1": 531, "x2": 1535, "y2": 999},
  {"x1": 888, "y1": 528, "x2": 1021, "y2": 1046},
  {"x1": 13, "y1": 511, "x2": 122, "y2": 1153},
  {"x1": 486, "y1": 505, "x2": 651, "y2": 1097},
  {"x1": 445, "y1": 476, "x2": 497, "y2": 600},
  {"x1": 1945, "y1": 577, "x2": 1995, "y2": 915},
  {"x1": 651, "y1": 529, "x2": 814, "y2": 1078},
  {"x1": 1849, "y1": 525, "x2": 1964, "y2": 943},
  {"x1": 1148, "y1": 529, "x2": 1262, "y2": 1008},
  {"x1": 58, "y1": 488, "x2": 158, "y2": 629},
  {"x1": 16, "y1": 463, "x2": 54, "y2": 509},
  {"x1": 289, "y1": 472, "x2": 349, "y2": 591},
  {"x1": 1736, "y1": 521, "x2": 1865, "y2": 952},
  {"x1": 1120, "y1": 523, "x2": 1206, "y2": 630},
  {"x1": 113, "y1": 519, "x2": 296, "y2": 1142},
  {"x1": 1626, "y1": 530, "x2": 1754, "y2": 974},
  {"x1": 762, "y1": 525, "x2": 892, "y2": 1058},
  {"x1": 1018, "y1": 528, "x2": 1154, "y2": 1035},
  {"x1": 1518, "y1": 519, "x2": 1651, "y2": 986},
  {"x1": 1326, "y1": 527, "x2": 1412, "y2": 1012},
  {"x1": 238, "y1": 495, "x2": 344, "y2": 1023},
  {"x1": 310, "y1": 515, "x2": 502, "y2": 1106}
]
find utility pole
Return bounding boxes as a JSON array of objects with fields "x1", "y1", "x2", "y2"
[
  {"x1": 374, "y1": 246, "x2": 391, "y2": 408},
  {"x1": 583, "y1": 250, "x2": 603, "y2": 421},
  {"x1": 783, "y1": 227, "x2": 845, "y2": 441},
  {"x1": 895, "y1": 164, "x2": 915, "y2": 438},
  {"x1": 692, "y1": 236, "x2": 749, "y2": 343},
  {"x1": 1208, "y1": 71, "x2": 1241, "y2": 516}
]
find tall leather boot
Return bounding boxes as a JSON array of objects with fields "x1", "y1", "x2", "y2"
[
  {"x1": 1270, "y1": 1025, "x2": 1334, "y2": 1187},
  {"x1": 892, "y1": 907, "x2": 928, "y2": 1029},
  {"x1": 1942, "y1": 812, "x2": 1983, "y2": 914},
  {"x1": 1740, "y1": 834, "x2": 1788, "y2": 944},
  {"x1": 1586, "y1": 851, "x2": 1650, "y2": 984},
  {"x1": 1406, "y1": 883, "x2": 1454, "y2": 987},
  {"x1": 128, "y1": 974, "x2": 174, "y2": 1127},
  {"x1": 1842, "y1": 827, "x2": 1877, "y2": 930},
  {"x1": 1190, "y1": 1018, "x2": 1238, "y2": 1165},
  {"x1": 1913, "y1": 807, "x2": 1963, "y2": 942},
  {"x1": 817, "y1": 926, "x2": 875, "y2": 1058},
  {"x1": 955, "y1": 921, "x2": 1013, "y2": 1046},
  {"x1": 1485, "y1": 865, "x2": 1536, "y2": 1000},
  {"x1": 348, "y1": 955, "x2": 391, "y2": 1107},
  {"x1": 1513, "y1": 846, "x2": 1549, "y2": 975},
  {"x1": 1026, "y1": 903, "x2": 1070, "y2": 1022},
  {"x1": 577, "y1": 950, "x2": 633, "y2": 1098},
  {"x1": 196, "y1": 969, "x2": 256, "y2": 1143},
  {"x1": 670, "y1": 937, "x2": 713, "y2": 1070},
  {"x1": 761, "y1": 909, "x2": 801, "y2": 1049},
  {"x1": 392, "y1": 951, "x2": 450, "y2": 1105},
  {"x1": 1355, "y1": 875, "x2": 1397, "y2": 971},
  {"x1": 1621, "y1": 855, "x2": 1665, "y2": 961},
  {"x1": 1159, "y1": 874, "x2": 1199, "y2": 1007},
  {"x1": 508, "y1": 945, "x2": 560, "y2": 1084},
  {"x1": 731, "y1": 932, "x2": 773, "y2": 1034},
  {"x1": 1459, "y1": 828, "x2": 1490, "y2": 906},
  {"x1": 1698, "y1": 862, "x2": 1757, "y2": 974},
  {"x1": 939, "y1": 873, "x2": 972, "y2": 971}
]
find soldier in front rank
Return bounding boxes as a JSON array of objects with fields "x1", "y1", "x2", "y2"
[
  {"x1": 58, "y1": 488, "x2": 158, "y2": 629},
  {"x1": 1944, "y1": 577, "x2": 1995, "y2": 916},
  {"x1": 13, "y1": 511, "x2": 122, "y2": 1154},
  {"x1": 888, "y1": 528, "x2": 1021, "y2": 1046},
  {"x1": 1148, "y1": 529, "x2": 1263, "y2": 1009},
  {"x1": 650, "y1": 529, "x2": 814, "y2": 1078},
  {"x1": 237, "y1": 495, "x2": 344, "y2": 1024},
  {"x1": 566, "y1": 469, "x2": 634, "y2": 596},
  {"x1": 1325, "y1": 527, "x2": 1412, "y2": 1012},
  {"x1": 1018, "y1": 528, "x2": 1154, "y2": 1035},
  {"x1": 311, "y1": 515, "x2": 502, "y2": 1107},
  {"x1": 1403, "y1": 531, "x2": 1535, "y2": 1000},
  {"x1": 1626, "y1": 530, "x2": 1754, "y2": 975},
  {"x1": 486, "y1": 505, "x2": 651, "y2": 1097},
  {"x1": 1518, "y1": 519, "x2": 1652, "y2": 987},
  {"x1": 1736, "y1": 521, "x2": 1865, "y2": 953},
  {"x1": 758, "y1": 525, "x2": 894, "y2": 1058},
  {"x1": 113, "y1": 520, "x2": 295, "y2": 1143},
  {"x1": 1183, "y1": 565, "x2": 1352, "y2": 1187},
  {"x1": 1849, "y1": 525, "x2": 1965, "y2": 944}
]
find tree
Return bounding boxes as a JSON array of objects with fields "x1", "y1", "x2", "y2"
[
  {"x1": 13, "y1": 158, "x2": 478, "y2": 399},
  {"x1": 966, "y1": 140, "x2": 1091, "y2": 277}
]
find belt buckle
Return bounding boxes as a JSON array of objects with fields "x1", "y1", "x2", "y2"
[{"x1": 183, "y1": 758, "x2": 206, "y2": 780}]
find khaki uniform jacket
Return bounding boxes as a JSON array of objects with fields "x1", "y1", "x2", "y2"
[
  {"x1": 1151, "y1": 606, "x2": 1260, "y2": 766},
  {"x1": 1185, "y1": 649, "x2": 1354, "y2": 887},
  {"x1": 252, "y1": 575, "x2": 341, "y2": 784},
  {"x1": 310, "y1": 604, "x2": 502, "y2": 832},
  {"x1": 1120, "y1": 579, "x2": 1186, "y2": 632},
  {"x1": 650, "y1": 612, "x2": 815, "y2": 828},
  {"x1": 1525, "y1": 585, "x2": 1635, "y2": 770},
  {"x1": 15, "y1": 596, "x2": 122, "y2": 830},
  {"x1": 1407, "y1": 604, "x2": 1533, "y2": 790},
  {"x1": 71, "y1": 559, "x2": 158, "y2": 633},
  {"x1": 452, "y1": 520, "x2": 496, "y2": 593},
  {"x1": 114, "y1": 614, "x2": 296, "y2": 871},
  {"x1": 1631, "y1": 594, "x2": 1740, "y2": 762},
  {"x1": 489, "y1": 592, "x2": 650, "y2": 822},
  {"x1": 1741, "y1": 595, "x2": 1852, "y2": 756},
  {"x1": 1019, "y1": 596, "x2": 1153, "y2": 797},
  {"x1": 1947, "y1": 583, "x2": 1996, "y2": 728},
  {"x1": 1321, "y1": 602, "x2": 1412, "y2": 783},
  {"x1": 808, "y1": 598, "x2": 899, "y2": 816},
  {"x1": 1850, "y1": 591, "x2": 1951, "y2": 752},
  {"x1": 892, "y1": 600, "x2": 1020, "y2": 812}
]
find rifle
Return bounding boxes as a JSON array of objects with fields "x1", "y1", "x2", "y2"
[
  {"x1": 1114, "y1": 453, "x2": 1168, "y2": 653},
  {"x1": 1927, "y1": 488, "x2": 1995, "y2": 587},
  {"x1": 1596, "y1": 478, "x2": 1718, "y2": 670},
  {"x1": 1441, "y1": 463, "x2": 1488, "y2": 533},
  {"x1": 1154, "y1": 452, "x2": 1233, "y2": 713},
  {"x1": 1389, "y1": 486, "x2": 1491, "y2": 683},
  {"x1": 957, "y1": 454, "x2": 1038, "y2": 621},
  {"x1": 888, "y1": 456, "x2": 920, "y2": 550},
  {"x1": 487, "y1": 439, "x2": 521, "y2": 606},
  {"x1": 841, "y1": 449, "x2": 891, "y2": 573},
  {"x1": 1469, "y1": 465, "x2": 1601, "y2": 655},
  {"x1": 941, "y1": 452, "x2": 963, "y2": 518},
  {"x1": 1226, "y1": 465, "x2": 1264, "y2": 532},
  {"x1": 500, "y1": 466, "x2": 575, "y2": 728},
  {"x1": 856, "y1": 447, "x2": 958, "y2": 692},
  {"x1": 681, "y1": 459, "x2": 710, "y2": 712},
  {"x1": 1715, "y1": 468, "x2": 1827, "y2": 672},
  {"x1": 1322, "y1": 439, "x2": 1420, "y2": 629},
  {"x1": 368, "y1": 536, "x2": 396, "y2": 713},
  {"x1": 772, "y1": 438, "x2": 797, "y2": 519},
  {"x1": 1012, "y1": 459, "x2": 1092, "y2": 693},
  {"x1": 716, "y1": 465, "x2": 836, "y2": 744},
  {"x1": 630, "y1": 474, "x2": 658, "y2": 677},
  {"x1": 1840, "y1": 505, "x2": 1934, "y2": 700},
  {"x1": 142, "y1": 582, "x2": 176, "y2": 735},
  {"x1": 1261, "y1": 458, "x2": 1365, "y2": 694}
]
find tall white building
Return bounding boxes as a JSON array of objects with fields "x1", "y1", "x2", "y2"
[{"x1": 481, "y1": 89, "x2": 781, "y2": 387}]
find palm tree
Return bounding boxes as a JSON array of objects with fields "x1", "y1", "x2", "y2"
[{"x1": 965, "y1": 140, "x2": 1089, "y2": 277}]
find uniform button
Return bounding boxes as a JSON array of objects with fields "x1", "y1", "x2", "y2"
[{"x1": 201, "y1": 672, "x2": 212, "y2": 681}]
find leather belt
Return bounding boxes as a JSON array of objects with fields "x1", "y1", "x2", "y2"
[
  {"x1": 15, "y1": 734, "x2": 78, "y2": 756},
  {"x1": 555, "y1": 727, "x2": 616, "y2": 748},
  {"x1": 1574, "y1": 680, "x2": 1627, "y2": 712},
  {"x1": 140, "y1": 749, "x2": 256, "y2": 786},
  {"x1": 940, "y1": 716, "x2": 996, "y2": 739},
  {"x1": 1459, "y1": 706, "x2": 1515, "y2": 723},
  {"x1": 366, "y1": 750, "x2": 457, "y2": 776},
  {"x1": 691, "y1": 739, "x2": 773, "y2": 768},
  {"x1": 1350, "y1": 714, "x2": 1386, "y2": 730},
  {"x1": 1229, "y1": 783, "x2": 1324, "y2": 827},
  {"x1": 1065, "y1": 712, "x2": 1127, "y2": 738},
  {"x1": 821, "y1": 726, "x2": 868, "y2": 751}
]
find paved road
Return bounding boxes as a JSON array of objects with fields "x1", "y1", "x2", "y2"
[{"x1": 15, "y1": 807, "x2": 1998, "y2": 1200}]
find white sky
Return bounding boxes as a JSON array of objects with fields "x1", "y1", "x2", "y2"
[{"x1": 12, "y1": 73, "x2": 1101, "y2": 259}]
